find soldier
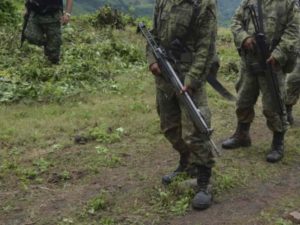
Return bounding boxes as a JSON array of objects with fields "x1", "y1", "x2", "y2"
[
  {"x1": 222, "y1": 0, "x2": 300, "y2": 163},
  {"x1": 23, "y1": 0, "x2": 73, "y2": 64},
  {"x1": 286, "y1": 58, "x2": 300, "y2": 125},
  {"x1": 147, "y1": 0, "x2": 218, "y2": 210}
]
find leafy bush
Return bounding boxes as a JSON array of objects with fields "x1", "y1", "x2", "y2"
[
  {"x1": 0, "y1": 0, "x2": 20, "y2": 25},
  {"x1": 92, "y1": 5, "x2": 127, "y2": 29},
  {"x1": 0, "y1": 17, "x2": 146, "y2": 103}
]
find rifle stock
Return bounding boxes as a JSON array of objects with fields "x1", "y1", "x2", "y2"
[{"x1": 138, "y1": 22, "x2": 221, "y2": 157}]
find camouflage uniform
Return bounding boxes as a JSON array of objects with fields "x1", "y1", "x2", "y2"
[
  {"x1": 147, "y1": 0, "x2": 217, "y2": 210},
  {"x1": 147, "y1": 0, "x2": 217, "y2": 171},
  {"x1": 231, "y1": 0, "x2": 300, "y2": 132},
  {"x1": 285, "y1": 0, "x2": 300, "y2": 124},
  {"x1": 285, "y1": 57, "x2": 300, "y2": 124},
  {"x1": 223, "y1": 0, "x2": 300, "y2": 162},
  {"x1": 24, "y1": 1, "x2": 63, "y2": 64},
  {"x1": 286, "y1": 58, "x2": 300, "y2": 106}
]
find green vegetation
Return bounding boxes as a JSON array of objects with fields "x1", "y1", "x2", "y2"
[
  {"x1": 85, "y1": 191, "x2": 109, "y2": 214},
  {"x1": 0, "y1": 0, "x2": 22, "y2": 25},
  {"x1": 0, "y1": 5, "x2": 299, "y2": 225},
  {"x1": 0, "y1": 9, "x2": 144, "y2": 103},
  {"x1": 74, "y1": 0, "x2": 154, "y2": 17}
]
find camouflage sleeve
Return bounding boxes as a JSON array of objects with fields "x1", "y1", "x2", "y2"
[
  {"x1": 230, "y1": 0, "x2": 252, "y2": 50},
  {"x1": 271, "y1": 0, "x2": 300, "y2": 66},
  {"x1": 184, "y1": 0, "x2": 218, "y2": 88},
  {"x1": 146, "y1": 0, "x2": 159, "y2": 66}
]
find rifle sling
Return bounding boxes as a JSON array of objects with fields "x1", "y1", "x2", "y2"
[{"x1": 257, "y1": 0, "x2": 265, "y2": 33}]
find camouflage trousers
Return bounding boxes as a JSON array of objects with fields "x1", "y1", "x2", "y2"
[
  {"x1": 286, "y1": 58, "x2": 300, "y2": 106},
  {"x1": 155, "y1": 77, "x2": 215, "y2": 169},
  {"x1": 235, "y1": 61, "x2": 288, "y2": 132},
  {"x1": 25, "y1": 11, "x2": 62, "y2": 64}
]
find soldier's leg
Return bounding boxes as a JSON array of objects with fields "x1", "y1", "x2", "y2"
[
  {"x1": 42, "y1": 18, "x2": 62, "y2": 64},
  {"x1": 181, "y1": 84, "x2": 214, "y2": 169},
  {"x1": 286, "y1": 80, "x2": 300, "y2": 125},
  {"x1": 24, "y1": 13, "x2": 45, "y2": 46},
  {"x1": 156, "y1": 88, "x2": 190, "y2": 185},
  {"x1": 286, "y1": 74, "x2": 300, "y2": 106},
  {"x1": 285, "y1": 66, "x2": 300, "y2": 124},
  {"x1": 180, "y1": 83, "x2": 215, "y2": 210},
  {"x1": 222, "y1": 65, "x2": 259, "y2": 149},
  {"x1": 260, "y1": 70, "x2": 288, "y2": 163}
]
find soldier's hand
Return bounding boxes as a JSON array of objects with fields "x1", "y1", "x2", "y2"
[
  {"x1": 181, "y1": 85, "x2": 193, "y2": 95},
  {"x1": 149, "y1": 63, "x2": 161, "y2": 76},
  {"x1": 267, "y1": 56, "x2": 279, "y2": 69},
  {"x1": 61, "y1": 12, "x2": 71, "y2": 25},
  {"x1": 243, "y1": 37, "x2": 256, "y2": 50}
]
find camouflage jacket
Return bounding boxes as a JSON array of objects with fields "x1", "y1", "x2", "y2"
[
  {"x1": 231, "y1": 0, "x2": 300, "y2": 68},
  {"x1": 147, "y1": 0, "x2": 218, "y2": 89}
]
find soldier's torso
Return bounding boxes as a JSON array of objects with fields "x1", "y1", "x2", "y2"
[
  {"x1": 27, "y1": 0, "x2": 63, "y2": 14},
  {"x1": 241, "y1": 0, "x2": 292, "y2": 45},
  {"x1": 155, "y1": 0, "x2": 195, "y2": 49}
]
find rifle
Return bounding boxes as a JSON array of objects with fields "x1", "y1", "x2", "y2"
[
  {"x1": 20, "y1": 2, "x2": 32, "y2": 48},
  {"x1": 137, "y1": 22, "x2": 221, "y2": 157},
  {"x1": 247, "y1": 3, "x2": 286, "y2": 123}
]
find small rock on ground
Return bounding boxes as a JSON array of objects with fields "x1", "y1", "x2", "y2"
[{"x1": 287, "y1": 211, "x2": 300, "y2": 224}]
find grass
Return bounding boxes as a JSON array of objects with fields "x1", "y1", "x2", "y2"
[{"x1": 0, "y1": 23, "x2": 300, "y2": 225}]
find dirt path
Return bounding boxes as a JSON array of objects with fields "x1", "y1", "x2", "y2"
[
  {"x1": 167, "y1": 111, "x2": 300, "y2": 225},
  {"x1": 168, "y1": 162, "x2": 300, "y2": 225},
  {"x1": 0, "y1": 94, "x2": 299, "y2": 225},
  {"x1": 2, "y1": 146, "x2": 299, "y2": 225}
]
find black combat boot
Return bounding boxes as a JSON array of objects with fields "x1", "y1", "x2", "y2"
[
  {"x1": 162, "y1": 152, "x2": 189, "y2": 185},
  {"x1": 192, "y1": 166, "x2": 212, "y2": 210},
  {"x1": 286, "y1": 105, "x2": 294, "y2": 125},
  {"x1": 222, "y1": 122, "x2": 251, "y2": 149},
  {"x1": 266, "y1": 132, "x2": 285, "y2": 163}
]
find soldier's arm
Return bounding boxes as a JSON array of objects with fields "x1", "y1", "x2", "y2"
[
  {"x1": 65, "y1": 0, "x2": 73, "y2": 15},
  {"x1": 184, "y1": 0, "x2": 217, "y2": 89},
  {"x1": 61, "y1": 0, "x2": 73, "y2": 25},
  {"x1": 231, "y1": 0, "x2": 252, "y2": 50},
  {"x1": 271, "y1": 0, "x2": 300, "y2": 67},
  {"x1": 146, "y1": 0, "x2": 160, "y2": 66}
]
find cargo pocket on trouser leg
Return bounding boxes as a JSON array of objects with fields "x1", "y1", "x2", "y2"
[{"x1": 24, "y1": 15, "x2": 45, "y2": 46}]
